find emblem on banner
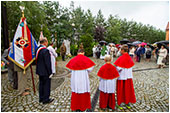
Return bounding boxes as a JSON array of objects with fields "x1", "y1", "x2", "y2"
[{"x1": 15, "y1": 37, "x2": 29, "y2": 48}]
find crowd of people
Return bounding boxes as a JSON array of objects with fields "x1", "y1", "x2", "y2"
[{"x1": 92, "y1": 42, "x2": 169, "y2": 68}]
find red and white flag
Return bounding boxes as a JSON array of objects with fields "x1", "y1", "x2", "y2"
[{"x1": 8, "y1": 17, "x2": 38, "y2": 71}]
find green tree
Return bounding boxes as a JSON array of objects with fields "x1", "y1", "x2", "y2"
[
  {"x1": 79, "y1": 34, "x2": 93, "y2": 56},
  {"x1": 70, "y1": 6, "x2": 86, "y2": 44},
  {"x1": 5, "y1": 1, "x2": 46, "y2": 42},
  {"x1": 94, "y1": 10, "x2": 107, "y2": 42},
  {"x1": 95, "y1": 9, "x2": 106, "y2": 27},
  {"x1": 2, "y1": 1, "x2": 166, "y2": 52},
  {"x1": 119, "y1": 18, "x2": 131, "y2": 39},
  {"x1": 43, "y1": 1, "x2": 60, "y2": 41},
  {"x1": 83, "y1": 9, "x2": 95, "y2": 36},
  {"x1": 105, "y1": 15, "x2": 122, "y2": 43}
]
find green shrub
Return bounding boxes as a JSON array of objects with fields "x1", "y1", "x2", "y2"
[
  {"x1": 79, "y1": 34, "x2": 94, "y2": 57},
  {"x1": 70, "y1": 44, "x2": 78, "y2": 56}
]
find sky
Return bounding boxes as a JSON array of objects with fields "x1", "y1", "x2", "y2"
[{"x1": 58, "y1": 0, "x2": 169, "y2": 31}]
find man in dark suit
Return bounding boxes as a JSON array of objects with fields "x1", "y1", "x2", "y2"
[
  {"x1": 36, "y1": 38, "x2": 54, "y2": 104},
  {"x1": 135, "y1": 44, "x2": 143, "y2": 62}
]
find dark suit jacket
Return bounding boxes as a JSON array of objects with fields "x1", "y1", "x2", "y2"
[
  {"x1": 36, "y1": 45, "x2": 52, "y2": 76},
  {"x1": 135, "y1": 47, "x2": 143, "y2": 56}
]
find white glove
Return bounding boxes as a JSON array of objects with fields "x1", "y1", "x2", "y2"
[{"x1": 49, "y1": 74, "x2": 53, "y2": 78}]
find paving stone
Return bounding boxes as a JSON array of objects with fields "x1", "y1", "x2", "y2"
[
  {"x1": 55, "y1": 109, "x2": 59, "y2": 112},
  {"x1": 50, "y1": 105, "x2": 55, "y2": 108},
  {"x1": 65, "y1": 109, "x2": 69, "y2": 112},
  {"x1": 61, "y1": 109, "x2": 65, "y2": 112}
]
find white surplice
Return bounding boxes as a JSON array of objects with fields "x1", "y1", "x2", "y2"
[
  {"x1": 71, "y1": 67, "x2": 94, "y2": 93},
  {"x1": 116, "y1": 67, "x2": 133, "y2": 80},
  {"x1": 47, "y1": 46, "x2": 58, "y2": 74},
  {"x1": 99, "y1": 78, "x2": 116, "y2": 93}
]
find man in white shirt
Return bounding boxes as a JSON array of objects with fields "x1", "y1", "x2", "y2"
[{"x1": 47, "y1": 42, "x2": 58, "y2": 74}]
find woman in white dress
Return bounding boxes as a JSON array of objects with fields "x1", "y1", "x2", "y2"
[
  {"x1": 109, "y1": 45, "x2": 114, "y2": 61},
  {"x1": 92, "y1": 45, "x2": 97, "y2": 58},
  {"x1": 129, "y1": 46, "x2": 135, "y2": 58},
  {"x1": 157, "y1": 45, "x2": 167, "y2": 68},
  {"x1": 47, "y1": 42, "x2": 58, "y2": 74}
]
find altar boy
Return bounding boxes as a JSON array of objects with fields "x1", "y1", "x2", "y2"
[
  {"x1": 66, "y1": 49, "x2": 95, "y2": 111},
  {"x1": 114, "y1": 45, "x2": 136, "y2": 109},
  {"x1": 97, "y1": 55, "x2": 119, "y2": 109}
]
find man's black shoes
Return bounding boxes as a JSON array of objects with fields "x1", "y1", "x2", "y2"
[
  {"x1": 43, "y1": 98, "x2": 54, "y2": 104},
  {"x1": 39, "y1": 100, "x2": 43, "y2": 103}
]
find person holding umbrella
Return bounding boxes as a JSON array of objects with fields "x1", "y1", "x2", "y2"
[
  {"x1": 129, "y1": 46, "x2": 136, "y2": 59},
  {"x1": 135, "y1": 44, "x2": 143, "y2": 62},
  {"x1": 145, "y1": 45, "x2": 152, "y2": 62},
  {"x1": 96, "y1": 44, "x2": 101, "y2": 59},
  {"x1": 153, "y1": 45, "x2": 159, "y2": 62},
  {"x1": 157, "y1": 45, "x2": 168, "y2": 68}
]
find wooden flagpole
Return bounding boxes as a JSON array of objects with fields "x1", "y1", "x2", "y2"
[
  {"x1": 20, "y1": 6, "x2": 36, "y2": 94},
  {"x1": 30, "y1": 65, "x2": 36, "y2": 94}
]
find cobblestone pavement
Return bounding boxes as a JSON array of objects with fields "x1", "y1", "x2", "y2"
[{"x1": 1, "y1": 57, "x2": 169, "y2": 112}]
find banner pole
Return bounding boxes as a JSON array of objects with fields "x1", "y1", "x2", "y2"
[{"x1": 30, "y1": 65, "x2": 36, "y2": 94}]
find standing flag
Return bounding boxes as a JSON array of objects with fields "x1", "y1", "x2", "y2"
[{"x1": 8, "y1": 15, "x2": 38, "y2": 73}]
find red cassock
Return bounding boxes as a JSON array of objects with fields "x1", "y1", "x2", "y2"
[
  {"x1": 66, "y1": 54, "x2": 95, "y2": 111},
  {"x1": 114, "y1": 53, "x2": 136, "y2": 105},
  {"x1": 97, "y1": 63, "x2": 119, "y2": 109}
]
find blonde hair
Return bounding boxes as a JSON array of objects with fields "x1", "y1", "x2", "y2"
[{"x1": 104, "y1": 55, "x2": 111, "y2": 62}]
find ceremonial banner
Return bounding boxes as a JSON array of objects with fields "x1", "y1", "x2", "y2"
[{"x1": 8, "y1": 17, "x2": 38, "y2": 71}]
